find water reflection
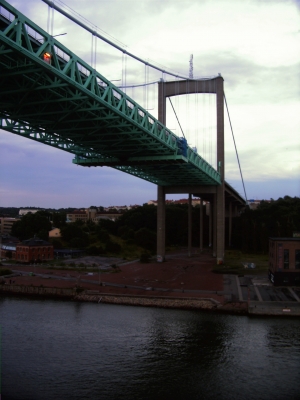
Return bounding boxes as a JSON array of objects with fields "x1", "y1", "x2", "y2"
[{"x1": 1, "y1": 297, "x2": 300, "y2": 400}]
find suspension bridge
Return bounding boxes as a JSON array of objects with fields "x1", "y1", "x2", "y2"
[{"x1": 0, "y1": 0, "x2": 247, "y2": 263}]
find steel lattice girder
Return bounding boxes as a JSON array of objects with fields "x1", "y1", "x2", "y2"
[{"x1": 0, "y1": 0, "x2": 221, "y2": 186}]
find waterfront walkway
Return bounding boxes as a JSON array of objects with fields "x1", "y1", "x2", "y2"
[{"x1": 2, "y1": 251, "x2": 300, "y2": 315}]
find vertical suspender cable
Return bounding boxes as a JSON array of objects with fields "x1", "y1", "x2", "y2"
[
  {"x1": 94, "y1": 35, "x2": 97, "y2": 68},
  {"x1": 91, "y1": 34, "x2": 94, "y2": 68},
  {"x1": 224, "y1": 93, "x2": 248, "y2": 201},
  {"x1": 51, "y1": 6, "x2": 54, "y2": 36},
  {"x1": 47, "y1": 5, "x2": 50, "y2": 33}
]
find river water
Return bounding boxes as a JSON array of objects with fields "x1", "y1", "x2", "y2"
[{"x1": 1, "y1": 296, "x2": 300, "y2": 400}]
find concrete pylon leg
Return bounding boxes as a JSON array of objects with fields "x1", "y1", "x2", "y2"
[
  {"x1": 188, "y1": 194, "x2": 192, "y2": 257},
  {"x1": 157, "y1": 185, "x2": 166, "y2": 262},
  {"x1": 216, "y1": 77, "x2": 225, "y2": 264},
  {"x1": 209, "y1": 202, "x2": 212, "y2": 249},
  {"x1": 229, "y1": 201, "x2": 232, "y2": 247},
  {"x1": 199, "y1": 199, "x2": 203, "y2": 253},
  {"x1": 216, "y1": 185, "x2": 224, "y2": 263},
  {"x1": 213, "y1": 194, "x2": 217, "y2": 258}
]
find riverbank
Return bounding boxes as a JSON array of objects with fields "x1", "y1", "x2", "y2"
[
  {"x1": 1, "y1": 252, "x2": 299, "y2": 316},
  {"x1": 0, "y1": 283, "x2": 248, "y2": 314}
]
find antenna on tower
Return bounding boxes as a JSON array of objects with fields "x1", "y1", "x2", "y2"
[{"x1": 189, "y1": 54, "x2": 193, "y2": 79}]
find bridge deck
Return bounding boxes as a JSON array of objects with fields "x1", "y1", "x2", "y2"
[{"x1": 0, "y1": 0, "x2": 220, "y2": 186}]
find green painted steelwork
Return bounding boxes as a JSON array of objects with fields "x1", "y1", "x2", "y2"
[{"x1": 0, "y1": 0, "x2": 221, "y2": 186}]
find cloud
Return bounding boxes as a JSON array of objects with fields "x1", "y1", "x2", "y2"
[{"x1": 1, "y1": 0, "x2": 299, "y2": 207}]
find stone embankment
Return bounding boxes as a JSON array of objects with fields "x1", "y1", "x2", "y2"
[
  {"x1": 1, "y1": 284, "x2": 220, "y2": 311},
  {"x1": 76, "y1": 290, "x2": 219, "y2": 310}
]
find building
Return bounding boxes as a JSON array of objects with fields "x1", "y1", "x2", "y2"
[
  {"x1": 0, "y1": 235, "x2": 19, "y2": 260},
  {"x1": 19, "y1": 209, "x2": 42, "y2": 216},
  {"x1": 247, "y1": 199, "x2": 271, "y2": 210},
  {"x1": 49, "y1": 228, "x2": 61, "y2": 238},
  {"x1": 268, "y1": 237, "x2": 300, "y2": 286},
  {"x1": 16, "y1": 237, "x2": 54, "y2": 263},
  {"x1": 66, "y1": 208, "x2": 122, "y2": 223},
  {"x1": 0, "y1": 217, "x2": 17, "y2": 234},
  {"x1": 66, "y1": 210, "x2": 88, "y2": 223}
]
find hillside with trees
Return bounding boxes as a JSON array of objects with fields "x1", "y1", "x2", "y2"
[
  {"x1": 8, "y1": 196, "x2": 299, "y2": 256},
  {"x1": 231, "y1": 196, "x2": 300, "y2": 253}
]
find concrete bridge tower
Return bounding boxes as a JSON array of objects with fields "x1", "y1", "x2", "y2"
[{"x1": 156, "y1": 76, "x2": 225, "y2": 264}]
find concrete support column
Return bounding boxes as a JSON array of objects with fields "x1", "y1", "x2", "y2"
[
  {"x1": 188, "y1": 194, "x2": 192, "y2": 257},
  {"x1": 229, "y1": 201, "x2": 232, "y2": 247},
  {"x1": 216, "y1": 76, "x2": 225, "y2": 263},
  {"x1": 209, "y1": 202, "x2": 212, "y2": 249},
  {"x1": 157, "y1": 185, "x2": 166, "y2": 262},
  {"x1": 199, "y1": 199, "x2": 203, "y2": 252},
  {"x1": 213, "y1": 194, "x2": 217, "y2": 258}
]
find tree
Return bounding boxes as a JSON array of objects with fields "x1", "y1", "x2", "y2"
[
  {"x1": 134, "y1": 228, "x2": 156, "y2": 252},
  {"x1": 52, "y1": 212, "x2": 66, "y2": 228},
  {"x1": 231, "y1": 197, "x2": 300, "y2": 252},
  {"x1": 11, "y1": 211, "x2": 52, "y2": 240},
  {"x1": 60, "y1": 222, "x2": 89, "y2": 248}
]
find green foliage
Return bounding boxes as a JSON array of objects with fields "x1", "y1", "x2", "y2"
[
  {"x1": 134, "y1": 227, "x2": 156, "y2": 251},
  {"x1": 52, "y1": 212, "x2": 66, "y2": 228},
  {"x1": 37, "y1": 229, "x2": 49, "y2": 241},
  {"x1": 231, "y1": 196, "x2": 300, "y2": 253},
  {"x1": 0, "y1": 268, "x2": 13, "y2": 276},
  {"x1": 98, "y1": 219, "x2": 117, "y2": 235},
  {"x1": 60, "y1": 222, "x2": 89, "y2": 248},
  {"x1": 96, "y1": 228, "x2": 110, "y2": 244},
  {"x1": 116, "y1": 204, "x2": 157, "y2": 232},
  {"x1": 11, "y1": 211, "x2": 52, "y2": 240},
  {"x1": 105, "y1": 240, "x2": 122, "y2": 254},
  {"x1": 50, "y1": 238, "x2": 63, "y2": 249},
  {"x1": 86, "y1": 245, "x2": 104, "y2": 255},
  {"x1": 83, "y1": 220, "x2": 97, "y2": 234},
  {"x1": 117, "y1": 226, "x2": 133, "y2": 240},
  {"x1": 115, "y1": 203, "x2": 210, "y2": 248}
]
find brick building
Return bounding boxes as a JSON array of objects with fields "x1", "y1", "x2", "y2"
[
  {"x1": 268, "y1": 237, "x2": 300, "y2": 286},
  {"x1": 16, "y1": 237, "x2": 54, "y2": 263}
]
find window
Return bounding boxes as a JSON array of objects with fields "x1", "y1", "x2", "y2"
[
  {"x1": 296, "y1": 250, "x2": 300, "y2": 270},
  {"x1": 284, "y1": 249, "x2": 289, "y2": 269}
]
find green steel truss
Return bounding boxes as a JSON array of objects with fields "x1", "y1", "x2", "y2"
[{"x1": 0, "y1": 0, "x2": 221, "y2": 186}]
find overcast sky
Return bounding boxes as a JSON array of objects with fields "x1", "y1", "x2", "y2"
[{"x1": 0, "y1": 0, "x2": 299, "y2": 208}]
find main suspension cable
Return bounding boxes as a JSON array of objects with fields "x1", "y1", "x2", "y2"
[
  {"x1": 224, "y1": 93, "x2": 248, "y2": 201},
  {"x1": 42, "y1": 0, "x2": 218, "y2": 82}
]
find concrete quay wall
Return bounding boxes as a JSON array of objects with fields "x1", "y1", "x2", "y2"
[
  {"x1": 0, "y1": 284, "x2": 218, "y2": 310},
  {"x1": 0, "y1": 284, "x2": 74, "y2": 297},
  {"x1": 75, "y1": 292, "x2": 219, "y2": 310},
  {"x1": 249, "y1": 301, "x2": 300, "y2": 316}
]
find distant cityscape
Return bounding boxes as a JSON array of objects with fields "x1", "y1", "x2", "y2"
[{"x1": 0, "y1": 198, "x2": 268, "y2": 237}]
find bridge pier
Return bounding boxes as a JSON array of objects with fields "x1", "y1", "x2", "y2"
[
  {"x1": 216, "y1": 75, "x2": 225, "y2": 264},
  {"x1": 199, "y1": 199, "x2": 203, "y2": 252},
  {"x1": 213, "y1": 194, "x2": 217, "y2": 258},
  {"x1": 157, "y1": 185, "x2": 166, "y2": 262},
  {"x1": 228, "y1": 201, "x2": 232, "y2": 247},
  {"x1": 188, "y1": 194, "x2": 192, "y2": 257}
]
